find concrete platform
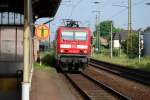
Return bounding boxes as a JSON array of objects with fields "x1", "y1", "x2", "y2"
[{"x1": 30, "y1": 68, "x2": 77, "y2": 100}]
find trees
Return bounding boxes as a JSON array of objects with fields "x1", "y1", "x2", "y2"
[
  {"x1": 93, "y1": 20, "x2": 123, "y2": 40},
  {"x1": 93, "y1": 20, "x2": 141, "y2": 58},
  {"x1": 121, "y1": 32, "x2": 139, "y2": 58}
]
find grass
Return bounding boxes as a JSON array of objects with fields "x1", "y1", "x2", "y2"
[
  {"x1": 34, "y1": 62, "x2": 52, "y2": 72},
  {"x1": 92, "y1": 53, "x2": 150, "y2": 72},
  {"x1": 35, "y1": 49, "x2": 150, "y2": 72},
  {"x1": 34, "y1": 49, "x2": 55, "y2": 72}
]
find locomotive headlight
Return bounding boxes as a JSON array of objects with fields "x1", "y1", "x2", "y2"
[
  {"x1": 60, "y1": 49, "x2": 64, "y2": 53},
  {"x1": 83, "y1": 50, "x2": 88, "y2": 54},
  {"x1": 77, "y1": 45, "x2": 88, "y2": 49}
]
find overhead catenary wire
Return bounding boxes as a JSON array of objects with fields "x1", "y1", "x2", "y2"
[
  {"x1": 108, "y1": 0, "x2": 148, "y2": 19},
  {"x1": 69, "y1": 0, "x2": 85, "y2": 17}
]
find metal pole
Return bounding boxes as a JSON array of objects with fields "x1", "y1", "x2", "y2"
[
  {"x1": 0, "y1": 12, "x2": 2, "y2": 24},
  {"x1": 14, "y1": 13, "x2": 15, "y2": 24},
  {"x1": 23, "y1": 0, "x2": 30, "y2": 84},
  {"x1": 130, "y1": 0, "x2": 132, "y2": 53},
  {"x1": 49, "y1": 22, "x2": 51, "y2": 49},
  {"x1": 0, "y1": 27, "x2": 2, "y2": 56},
  {"x1": 15, "y1": 27, "x2": 17, "y2": 60},
  {"x1": 110, "y1": 22, "x2": 113, "y2": 59},
  {"x1": 98, "y1": 12, "x2": 100, "y2": 53},
  {"x1": 8, "y1": 12, "x2": 9, "y2": 24},
  {"x1": 22, "y1": 0, "x2": 31, "y2": 100},
  {"x1": 94, "y1": 11, "x2": 101, "y2": 53},
  {"x1": 1, "y1": 12, "x2": 3, "y2": 24},
  {"x1": 139, "y1": 31, "x2": 141, "y2": 63},
  {"x1": 20, "y1": 14, "x2": 22, "y2": 25},
  {"x1": 127, "y1": 0, "x2": 132, "y2": 54},
  {"x1": 96, "y1": 15, "x2": 98, "y2": 52}
]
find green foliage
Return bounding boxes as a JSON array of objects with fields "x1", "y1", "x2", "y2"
[
  {"x1": 93, "y1": 20, "x2": 123, "y2": 41},
  {"x1": 114, "y1": 28, "x2": 124, "y2": 33},
  {"x1": 41, "y1": 50, "x2": 55, "y2": 66},
  {"x1": 34, "y1": 62, "x2": 51, "y2": 70},
  {"x1": 113, "y1": 48, "x2": 119, "y2": 56},
  {"x1": 99, "y1": 21, "x2": 112, "y2": 37},
  {"x1": 100, "y1": 48, "x2": 110, "y2": 55},
  {"x1": 42, "y1": 54, "x2": 55, "y2": 66},
  {"x1": 122, "y1": 32, "x2": 139, "y2": 58},
  {"x1": 92, "y1": 53, "x2": 150, "y2": 72},
  {"x1": 37, "y1": 49, "x2": 55, "y2": 67}
]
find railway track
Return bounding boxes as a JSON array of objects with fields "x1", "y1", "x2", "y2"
[
  {"x1": 89, "y1": 58, "x2": 150, "y2": 86},
  {"x1": 64, "y1": 72, "x2": 129, "y2": 100}
]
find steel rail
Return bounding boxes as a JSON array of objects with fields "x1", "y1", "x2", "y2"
[
  {"x1": 64, "y1": 73, "x2": 92, "y2": 100},
  {"x1": 64, "y1": 72, "x2": 129, "y2": 100},
  {"x1": 89, "y1": 58, "x2": 150, "y2": 86},
  {"x1": 81, "y1": 72, "x2": 130, "y2": 100}
]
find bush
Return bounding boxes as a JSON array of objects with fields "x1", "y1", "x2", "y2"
[
  {"x1": 40, "y1": 50, "x2": 55, "y2": 66},
  {"x1": 122, "y1": 32, "x2": 139, "y2": 58},
  {"x1": 113, "y1": 49, "x2": 119, "y2": 56}
]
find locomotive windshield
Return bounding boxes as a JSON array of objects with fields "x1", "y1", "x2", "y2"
[
  {"x1": 61, "y1": 31, "x2": 87, "y2": 41},
  {"x1": 61, "y1": 31, "x2": 74, "y2": 40},
  {"x1": 75, "y1": 32, "x2": 87, "y2": 40}
]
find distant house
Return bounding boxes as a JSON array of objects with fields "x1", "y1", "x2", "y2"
[
  {"x1": 119, "y1": 30, "x2": 144, "y2": 53},
  {"x1": 100, "y1": 37, "x2": 108, "y2": 46},
  {"x1": 119, "y1": 30, "x2": 139, "y2": 42},
  {"x1": 119, "y1": 30, "x2": 128, "y2": 42},
  {"x1": 112, "y1": 33, "x2": 120, "y2": 49},
  {"x1": 92, "y1": 36, "x2": 108, "y2": 47}
]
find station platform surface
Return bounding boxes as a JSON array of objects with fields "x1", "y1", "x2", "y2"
[{"x1": 30, "y1": 68, "x2": 76, "y2": 100}]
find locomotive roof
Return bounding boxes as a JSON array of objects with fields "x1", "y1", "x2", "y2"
[{"x1": 58, "y1": 26, "x2": 90, "y2": 30}]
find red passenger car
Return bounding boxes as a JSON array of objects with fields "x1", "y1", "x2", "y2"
[{"x1": 54, "y1": 20, "x2": 92, "y2": 71}]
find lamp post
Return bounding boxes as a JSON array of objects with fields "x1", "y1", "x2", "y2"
[
  {"x1": 110, "y1": 21, "x2": 113, "y2": 59},
  {"x1": 93, "y1": 1, "x2": 101, "y2": 53},
  {"x1": 93, "y1": 10, "x2": 101, "y2": 53}
]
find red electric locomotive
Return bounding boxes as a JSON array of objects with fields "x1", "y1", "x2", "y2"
[{"x1": 54, "y1": 20, "x2": 92, "y2": 71}]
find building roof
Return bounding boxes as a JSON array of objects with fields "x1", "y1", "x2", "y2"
[
  {"x1": 113, "y1": 33, "x2": 119, "y2": 40},
  {"x1": 119, "y1": 30, "x2": 128, "y2": 41},
  {"x1": 144, "y1": 27, "x2": 150, "y2": 33},
  {"x1": 100, "y1": 37, "x2": 108, "y2": 46},
  {"x1": 0, "y1": 0, "x2": 61, "y2": 18}
]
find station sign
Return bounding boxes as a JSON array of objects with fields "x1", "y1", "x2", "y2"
[{"x1": 35, "y1": 24, "x2": 50, "y2": 40}]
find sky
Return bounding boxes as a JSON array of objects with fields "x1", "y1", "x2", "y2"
[{"x1": 35, "y1": 0, "x2": 150, "y2": 41}]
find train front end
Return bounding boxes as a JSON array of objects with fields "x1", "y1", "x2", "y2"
[{"x1": 55, "y1": 26, "x2": 91, "y2": 71}]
